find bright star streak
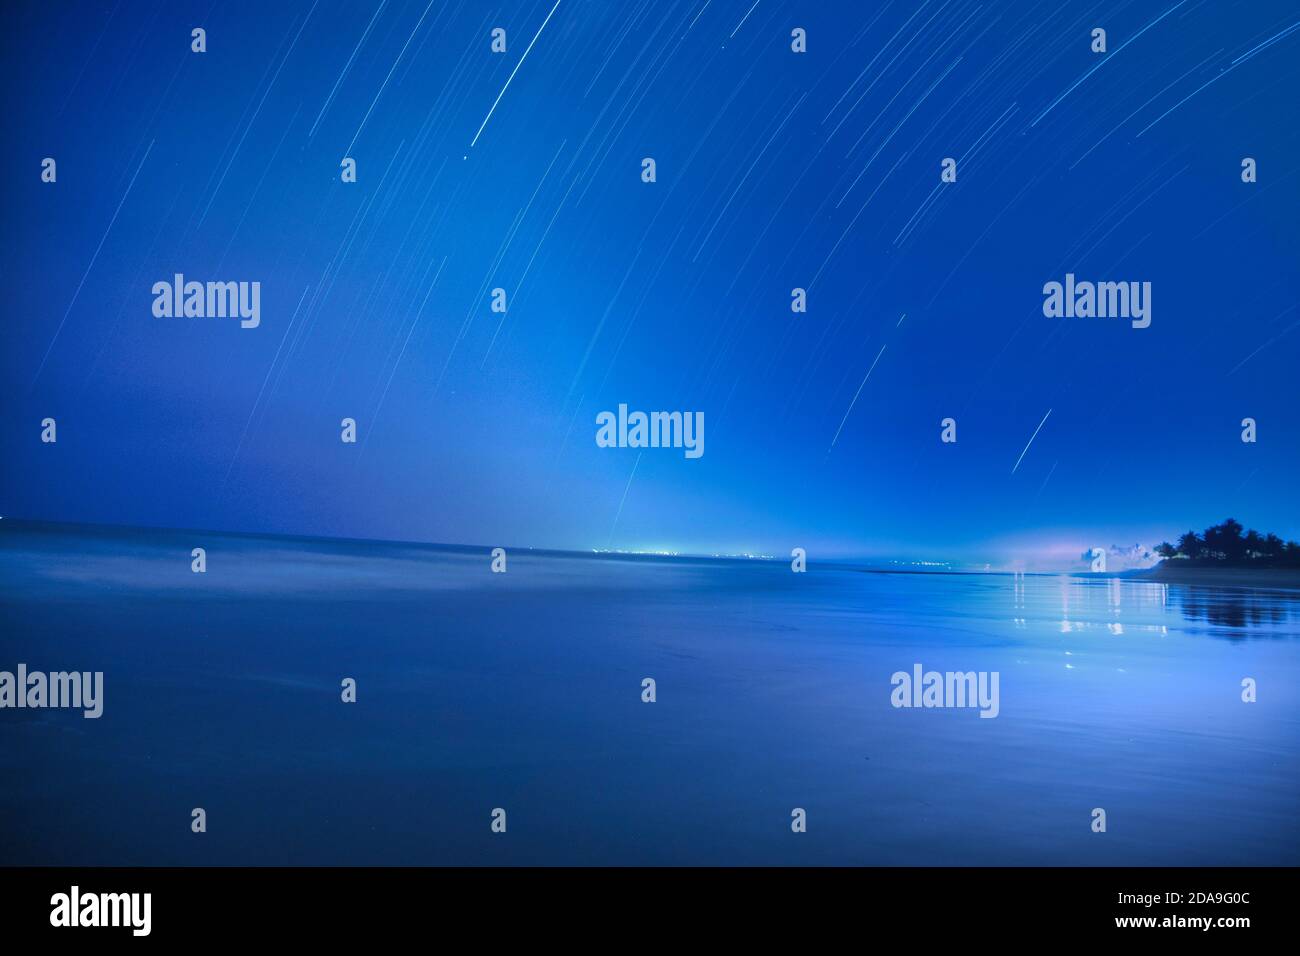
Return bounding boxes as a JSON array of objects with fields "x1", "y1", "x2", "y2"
[
  {"x1": 469, "y1": 0, "x2": 563, "y2": 150},
  {"x1": 1011, "y1": 408, "x2": 1053, "y2": 474},
  {"x1": 1030, "y1": 0, "x2": 1188, "y2": 127},
  {"x1": 830, "y1": 345, "x2": 887, "y2": 449}
]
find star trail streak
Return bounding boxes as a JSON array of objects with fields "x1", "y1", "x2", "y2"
[
  {"x1": 469, "y1": 0, "x2": 564, "y2": 150},
  {"x1": 1011, "y1": 408, "x2": 1051, "y2": 475},
  {"x1": 5, "y1": 0, "x2": 1297, "y2": 555},
  {"x1": 829, "y1": 345, "x2": 887, "y2": 451}
]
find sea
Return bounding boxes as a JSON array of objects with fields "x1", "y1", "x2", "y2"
[{"x1": 2, "y1": 520, "x2": 1297, "y2": 865}]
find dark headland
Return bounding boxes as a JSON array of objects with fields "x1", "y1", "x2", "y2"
[{"x1": 1132, "y1": 518, "x2": 1300, "y2": 590}]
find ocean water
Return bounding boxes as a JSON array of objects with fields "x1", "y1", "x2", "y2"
[{"x1": 1, "y1": 521, "x2": 1297, "y2": 866}]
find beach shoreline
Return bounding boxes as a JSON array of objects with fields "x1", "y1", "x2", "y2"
[{"x1": 1130, "y1": 563, "x2": 1300, "y2": 591}]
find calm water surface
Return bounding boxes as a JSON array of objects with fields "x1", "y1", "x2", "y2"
[{"x1": 2, "y1": 522, "x2": 1297, "y2": 865}]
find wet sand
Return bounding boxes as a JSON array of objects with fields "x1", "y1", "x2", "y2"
[{"x1": 1134, "y1": 564, "x2": 1300, "y2": 590}]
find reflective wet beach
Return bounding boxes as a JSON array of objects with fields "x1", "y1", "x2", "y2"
[{"x1": 2, "y1": 523, "x2": 1297, "y2": 865}]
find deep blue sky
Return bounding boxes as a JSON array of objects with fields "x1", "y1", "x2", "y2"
[{"x1": 2, "y1": 0, "x2": 1297, "y2": 565}]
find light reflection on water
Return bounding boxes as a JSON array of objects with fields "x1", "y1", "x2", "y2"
[{"x1": 1, "y1": 524, "x2": 1298, "y2": 865}]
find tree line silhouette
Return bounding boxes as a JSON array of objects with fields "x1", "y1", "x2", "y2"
[{"x1": 1156, "y1": 518, "x2": 1300, "y2": 568}]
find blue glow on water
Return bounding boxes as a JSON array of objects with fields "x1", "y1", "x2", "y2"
[{"x1": 3, "y1": 523, "x2": 1296, "y2": 865}]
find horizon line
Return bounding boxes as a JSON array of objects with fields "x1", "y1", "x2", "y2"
[{"x1": 0, "y1": 513, "x2": 1107, "y2": 576}]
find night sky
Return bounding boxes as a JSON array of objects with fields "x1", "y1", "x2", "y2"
[{"x1": 3, "y1": 0, "x2": 1297, "y2": 565}]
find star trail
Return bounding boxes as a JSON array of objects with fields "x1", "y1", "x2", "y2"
[{"x1": 3, "y1": 0, "x2": 1297, "y2": 562}]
